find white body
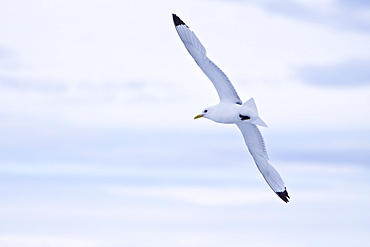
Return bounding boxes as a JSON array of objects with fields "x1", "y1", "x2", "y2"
[{"x1": 204, "y1": 103, "x2": 241, "y2": 124}]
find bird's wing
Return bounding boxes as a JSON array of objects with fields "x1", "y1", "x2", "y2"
[
  {"x1": 173, "y1": 14, "x2": 242, "y2": 105},
  {"x1": 236, "y1": 122, "x2": 290, "y2": 203}
]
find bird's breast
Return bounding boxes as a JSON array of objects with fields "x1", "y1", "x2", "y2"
[{"x1": 209, "y1": 103, "x2": 241, "y2": 124}]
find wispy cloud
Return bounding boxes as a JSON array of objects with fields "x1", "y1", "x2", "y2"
[
  {"x1": 0, "y1": 76, "x2": 67, "y2": 92},
  {"x1": 221, "y1": 0, "x2": 370, "y2": 32},
  {"x1": 0, "y1": 46, "x2": 19, "y2": 70},
  {"x1": 338, "y1": 0, "x2": 370, "y2": 9},
  {"x1": 0, "y1": 234, "x2": 95, "y2": 247},
  {"x1": 105, "y1": 185, "x2": 272, "y2": 206},
  {"x1": 297, "y1": 59, "x2": 370, "y2": 87}
]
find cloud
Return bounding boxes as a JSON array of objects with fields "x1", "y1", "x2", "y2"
[
  {"x1": 297, "y1": 59, "x2": 370, "y2": 87},
  {"x1": 338, "y1": 0, "x2": 370, "y2": 9},
  {"x1": 221, "y1": 0, "x2": 370, "y2": 32},
  {"x1": 0, "y1": 46, "x2": 19, "y2": 70},
  {"x1": 105, "y1": 185, "x2": 271, "y2": 206},
  {"x1": 0, "y1": 76, "x2": 67, "y2": 92}
]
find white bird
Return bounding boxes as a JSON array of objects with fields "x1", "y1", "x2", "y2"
[{"x1": 172, "y1": 14, "x2": 290, "y2": 203}]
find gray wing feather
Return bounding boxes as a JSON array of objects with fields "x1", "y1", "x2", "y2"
[
  {"x1": 237, "y1": 122, "x2": 289, "y2": 202},
  {"x1": 173, "y1": 15, "x2": 242, "y2": 104}
]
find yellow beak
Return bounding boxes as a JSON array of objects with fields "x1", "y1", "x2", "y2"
[{"x1": 194, "y1": 114, "x2": 204, "y2": 119}]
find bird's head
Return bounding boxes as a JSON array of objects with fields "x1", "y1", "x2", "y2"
[{"x1": 194, "y1": 106, "x2": 215, "y2": 120}]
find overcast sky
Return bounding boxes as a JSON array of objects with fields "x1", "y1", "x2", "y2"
[{"x1": 0, "y1": 0, "x2": 370, "y2": 247}]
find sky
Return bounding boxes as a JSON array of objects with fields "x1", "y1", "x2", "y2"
[{"x1": 0, "y1": 0, "x2": 370, "y2": 246}]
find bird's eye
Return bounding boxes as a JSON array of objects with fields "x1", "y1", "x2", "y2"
[{"x1": 204, "y1": 110, "x2": 208, "y2": 113}]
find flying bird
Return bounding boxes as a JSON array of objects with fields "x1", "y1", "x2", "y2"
[{"x1": 172, "y1": 14, "x2": 290, "y2": 203}]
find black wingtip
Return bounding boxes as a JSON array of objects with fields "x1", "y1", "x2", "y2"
[
  {"x1": 172, "y1": 13, "x2": 187, "y2": 27},
  {"x1": 276, "y1": 188, "x2": 290, "y2": 203}
]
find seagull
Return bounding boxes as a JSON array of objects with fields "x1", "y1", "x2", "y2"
[{"x1": 172, "y1": 14, "x2": 290, "y2": 203}]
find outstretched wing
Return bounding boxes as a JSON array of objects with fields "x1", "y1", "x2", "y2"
[
  {"x1": 236, "y1": 122, "x2": 290, "y2": 203},
  {"x1": 173, "y1": 14, "x2": 242, "y2": 105}
]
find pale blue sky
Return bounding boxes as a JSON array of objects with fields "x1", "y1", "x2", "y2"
[{"x1": 0, "y1": 0, "x2": 369, "y2": 246}]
